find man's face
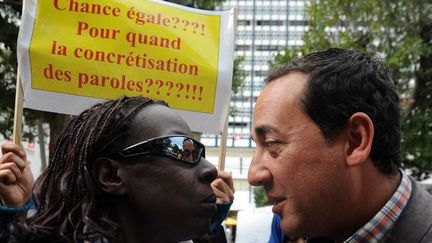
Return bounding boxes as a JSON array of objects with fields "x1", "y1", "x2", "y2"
[
  {"x1": 248, "y1": 72, "x2": 348, "y2": 238},
  {"x1": 183, "y1": 139, "x2": 195, "y2": 162}
]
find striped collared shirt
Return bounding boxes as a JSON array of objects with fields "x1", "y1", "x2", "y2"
[{"x1": 344, "y1": 170, "x2": 412, "y2": 243}]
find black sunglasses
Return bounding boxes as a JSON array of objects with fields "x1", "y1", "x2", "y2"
[{"x1": 117, "y1": 135, "x2": 206, "y2": 164}]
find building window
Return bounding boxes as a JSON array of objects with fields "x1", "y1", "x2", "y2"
[
  {"x1": 229, "y1": 121, "x2": 248, "y2": 127},
  {"x1": 256, "y1": 45, "x2": 280, "y2": 51},
  {"x1": 256, "y1": 20, "x2": 284, "y2": 26},
  {"x1": 254, "y1": 70, "x2": 268, "y2": 76},
  {"x1": 288, "y1": 20, "x2": 306, "y2": 26},
  {"x1": 236, "y1": 45, "x2": 251, "y2": 51},
  {"x1": 238, "y1": 20, "x2": 251, "y2": 26}
]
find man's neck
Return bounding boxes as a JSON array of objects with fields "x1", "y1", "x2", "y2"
[{"x1": 330, "y1": 162, "x2": 401, "y2": 242}]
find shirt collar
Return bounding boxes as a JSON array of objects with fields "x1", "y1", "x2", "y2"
[
  {"x1": 307, "y1": 170, "x2": 412, "y2": 243},
  {"x1": 344, "y1": 170, "x2": 412, "y2": 243}
]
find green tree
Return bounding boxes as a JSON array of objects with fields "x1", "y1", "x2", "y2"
[
  {"x1": 0, "y1": 1, "x2": 50, "y2": 144},
  {"x1": 1, "y1": 2, "x2": 72, "y2": 151},
  {"x1": 0, "y1": 2, "x2": 21, "y2": 139},
  {"x1": 253, "y1": 186, "x2": 271, "y2": 207},
  {"x1": 232, "y1": 56, "x2": 246, "y2": 95},
  {"x1": 167, "y1": 0, "x2": 226, "y2": 10},
  {"x1": 273, "y1": 0, "x2": 432, "y2": 180}
]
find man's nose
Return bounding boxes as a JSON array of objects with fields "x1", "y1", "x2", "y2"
[{"x1": 248, "y1": 152, "x2": 272, "y2": 186}]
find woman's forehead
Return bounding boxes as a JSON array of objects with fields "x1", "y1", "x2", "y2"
[{"x1": 125, "y1": 104, "x2": 192, "y2": 144}]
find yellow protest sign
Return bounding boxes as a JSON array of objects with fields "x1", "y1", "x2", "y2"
[
  {"x1": 28, "y1": 0, "x2": 223, "y2": 114},
  {"x1": 19, "y1": 0, "x2": 235, "y2": 132}
]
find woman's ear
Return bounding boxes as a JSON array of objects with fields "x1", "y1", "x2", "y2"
[
  {"x1": 344, "y1": 112, "x2": 374, "y2": 167},
  {"x1": 92, "y1": 157, "x2": 126, "y2": 195}
]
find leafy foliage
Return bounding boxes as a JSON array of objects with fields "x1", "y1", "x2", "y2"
[
  {"x1": 232, "y1": 56, "x2": 246, "y2": 95},
  {"x1": 253, "y1": 186, "x2": 271, "y2": 207},
  {"x1": 166, "y1": 0, "x2": 226, "y2": 10},
  {"x1": 0, "y1": 2, "x2": 25, "y2": 139},
  {"x1": 272, "y1": 0, "x2": 432, "y2": 180},
  {"x1": 189, "y1": 0, "x2": 226, "y2": 10}
]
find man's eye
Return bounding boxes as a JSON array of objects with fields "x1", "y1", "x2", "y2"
[
  {"x1": 264, "y1": 141, "x2": 276, "y2": 149},
  {"x1": 264, "y1": 140, "x2": 282, "y2": 157},
  {"x1": 264, "y1": 140, "x2": 280, "y2": 150}
]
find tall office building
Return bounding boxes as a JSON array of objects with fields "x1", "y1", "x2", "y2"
[{"x1": 202, "y1": 0, "x2": 308, "y2": 149}]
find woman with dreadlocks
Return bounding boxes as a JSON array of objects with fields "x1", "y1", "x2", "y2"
[{"x1": 0, "y1": 96, "x2": 234, "y2": 243}]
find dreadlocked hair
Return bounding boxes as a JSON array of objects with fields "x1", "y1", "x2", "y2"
[{"x1": 13, "y1": 96, "x2": 165, "y2": 243}]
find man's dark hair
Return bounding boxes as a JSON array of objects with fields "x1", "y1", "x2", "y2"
[
  {"x1": 266, "y1": 48, "x2": 401, "y2": 174},
  {"x1": 13, "y1": 96, "x2": 166, "y2": 242}
]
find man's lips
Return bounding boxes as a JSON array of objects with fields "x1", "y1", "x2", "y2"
[
  {"x1": 267, "y1": 195, "x2": 286, "y2": 214},
  {"x1": 267, "y1": 195, "x2": 285, "y2": 204}
]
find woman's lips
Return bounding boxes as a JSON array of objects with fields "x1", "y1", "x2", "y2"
[
  {"x1": 201, "y1": 193, "x2": 217, "y2": 204},
  {"x1": 200, "y1": 194, "x2": 217, "y2": 215}
]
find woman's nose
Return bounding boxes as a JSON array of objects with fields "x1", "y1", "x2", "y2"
[{"x1": 197, "y1": 158, "x2": 218, "y2": 184}]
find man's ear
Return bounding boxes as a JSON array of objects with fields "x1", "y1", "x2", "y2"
[
  {"x1": 92, "y1": 157, "x2": 126, "y2": 195},
  {"x1": 344, "y1": 112, "x2": 374, "y2": 167}
]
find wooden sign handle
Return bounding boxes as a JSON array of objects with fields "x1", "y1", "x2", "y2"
[
  {"x1": 218, "y1": 110, "x2": 229, "y2": 171},
  {"x1": 13, "y1": 73, "x2": 24, "y2": 145}
]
